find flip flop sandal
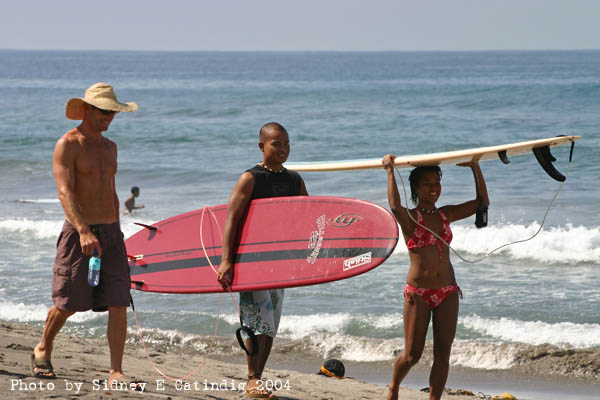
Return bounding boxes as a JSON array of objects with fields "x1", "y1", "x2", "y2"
[
  {"x1": 245, "y1": 385, "x2": 277, "y2": 399},
  {"x1": 30, "y1": 353, "x2": 56, "y2": 379}
]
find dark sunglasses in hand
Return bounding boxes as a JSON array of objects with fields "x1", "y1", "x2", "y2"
[{"x1": 92, "y1": 105, "x2": 118, "y2": 115}]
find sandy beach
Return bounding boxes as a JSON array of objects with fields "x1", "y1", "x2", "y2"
[
  {"x1": 2, "y1": 49, "x2": 600, "y2": 400},
  {"x1": 1, "y1": 320, "x2": 478, "y2": 400},
  {"x1": 3, "y1": 319, "x2": 599, "y2": 400}
]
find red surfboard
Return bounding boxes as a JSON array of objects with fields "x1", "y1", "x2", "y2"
[{"x1": 126, "y1": 196, "x2": 399, "y2": 293}]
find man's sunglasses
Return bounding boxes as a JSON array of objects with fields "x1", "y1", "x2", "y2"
[{"x1": 92, "y1": 105, "x2": 118, "y2": 115}]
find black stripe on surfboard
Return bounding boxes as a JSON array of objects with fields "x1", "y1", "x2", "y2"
[
  {"x1": 132, "y1": 237, "x2": 398, "y2": 260},
  {"x1": 130, "y1": 247, "x2": 392, "y2": 276}
]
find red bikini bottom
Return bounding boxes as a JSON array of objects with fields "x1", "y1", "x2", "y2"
[{"x1": 404, "y1": 284, "x2": 462, "y2": 310}]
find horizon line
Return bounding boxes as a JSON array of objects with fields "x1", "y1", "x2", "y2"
[{"x1": 1, "y1": 48, "x2": 599, "y2": 53}]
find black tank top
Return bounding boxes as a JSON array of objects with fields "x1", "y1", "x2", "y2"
[{"x1": 246, "y1": 165, "x2": 302, "y2": 200}]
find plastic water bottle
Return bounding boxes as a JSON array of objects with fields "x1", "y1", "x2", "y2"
[{"x1": 88, "y1": 249, "x2": 101, "y2": 286}]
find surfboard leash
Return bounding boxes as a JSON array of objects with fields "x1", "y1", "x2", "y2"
[
  {"x1": 199, "y1": 206, "x2": 259, "y2": 357},
  {"x1": 129, "y1": 295, "x2": 219, "y2": 382},
  {"x1": 393, "y1": 154, "x2": 573, "y2": 264}
]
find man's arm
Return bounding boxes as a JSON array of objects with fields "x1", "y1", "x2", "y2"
[
  {"x1": 216, "y1": 172, "x2": 255, "y2": 289},
  {"x1": 53, "y1": 137, "x2": 101, "y2": 256}
]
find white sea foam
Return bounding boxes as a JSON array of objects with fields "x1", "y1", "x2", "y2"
[
  {"x1": 452, "y1": 223, "x2": 600, "y2": 264},
  {"x1": 279, "y1": 313, "x2": 352, "y2": 340},
  {"x1": 0, "y1": 300, "x2": 100, "y2": 323},
  {"x1": 16, "y1": 198, "x2": 60, "y2": 204},
  {"x1": 277, "y1": 312, "x2": 403, "y2": 340},
  {"x1": 198, "y1": 311, "x2": 600, "y2": 358},
  {"x1": 0, "y1": 218, "x2": 64, "y2": 240},
  {"x1": 275, "y1": 313, "x2": 404, "y2": 361},
  {"x1": 300, "y1": 332, "x2": 403, "y2": 362},
  {"x1": 120, "y1": 322, "x2": 528, "y2": 367},
  {"x1": 209, "y1": 312, "x2": 405, "y2": 361},
  {"x1": 0, "y1": 301, "x2": 49, "y2": 322},
  {"x1": 222, "y1": 312, "x2": 377, "y2": 340},
  {"x1": 278, "y1": 312, "x2": 600, "y2": 362},
  {"x1": 370, "y1": 313, "x2": 404, "y2": 330},
  {"x1": 305, "y1": 334, "x2": 522, "y2": 367},
  {"x1": 392, "y1": 223, "x2": 600, "y2": 264},
  {"x1": 461, "y1": 315, "x2": 600, "y2": 348},
  {"x1": 451, "y1": 340, "x2": 523, "y2": 370},
  {"x1": 0, "y1": 218, "x2": 154, "y2": 240}
]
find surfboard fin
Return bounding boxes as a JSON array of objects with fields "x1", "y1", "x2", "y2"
[
  {"x1": 497, "y1": 150, "x2": 510, "y2": 164},
  {"x1": 532, "y1": 145, "x2": 566, "y2": 182},
  {"x1": 131, "y1": 280, "x2": 144, "y2": 290},
  {"x1": 134, "y1": 222, "x2": 157, "y2": 231}
]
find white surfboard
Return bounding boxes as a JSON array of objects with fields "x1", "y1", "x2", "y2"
[{"x1": 285, "y1": 135, "x2": 580, "y2": 181}]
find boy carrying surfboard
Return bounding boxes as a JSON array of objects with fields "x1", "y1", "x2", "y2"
[{"x1": 217, "y1": 122, "x2": 308, "y2": 399}]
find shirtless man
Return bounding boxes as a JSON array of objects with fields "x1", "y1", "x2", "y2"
[{"x1": 31, "y1": 83, "x2": 138, "y2": 384}]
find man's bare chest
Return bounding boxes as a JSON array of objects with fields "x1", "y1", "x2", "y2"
[{"x1": 75, "y1": 145, "x2": 117, "y2": 179}]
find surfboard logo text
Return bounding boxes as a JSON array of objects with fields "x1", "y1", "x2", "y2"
[
  {"x1": 308, "y1": 231, "x2": 319, "y2": 250},
  {"x1": 306, "y1": 215, "x2": 326, "y2": 264},
  {"x1": 343, "y1": 252, "x2": 372, "y2": 271},
  {"x1": 327, "y1": 213, "x2": 363, "y2": 227},
  {"x1": 165, "y1": 250, "x2": 193, "y2": 258}
]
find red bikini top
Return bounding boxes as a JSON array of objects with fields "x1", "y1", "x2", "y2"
[{"x1": 406, "y1": 209, "x2": 453, "y2": 257}]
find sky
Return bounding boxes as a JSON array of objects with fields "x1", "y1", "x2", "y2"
[{"x1": 1, "y1": 0, "x2": 599, "y2": 52}]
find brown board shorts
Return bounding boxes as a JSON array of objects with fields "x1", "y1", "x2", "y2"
[{"x1": 52, "y1": 221, "x2": 130, "y2": 312}]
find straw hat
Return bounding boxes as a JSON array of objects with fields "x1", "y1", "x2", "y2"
[{"x1": 65, "y1": 82, "x2": 138, "y2": 120}]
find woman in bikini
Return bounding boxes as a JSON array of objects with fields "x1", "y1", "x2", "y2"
[{"x1": 382, "y1": 154, "x2": 489, "y2": 400}]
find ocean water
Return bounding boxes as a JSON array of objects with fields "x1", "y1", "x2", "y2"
[{"x1": 1, "y1": 50, "x2": 599, "y2": 385}]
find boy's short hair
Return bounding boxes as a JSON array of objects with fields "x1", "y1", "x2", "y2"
[{"x1": 259, "y1": 122, "x2": 287, "y2": 141}]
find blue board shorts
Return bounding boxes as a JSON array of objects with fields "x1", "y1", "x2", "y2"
[
  {"x1": 240, "y1": 289, "x2": 285, "y2": 338},
  {"x1": 52, "y1": 221, "x2": 130, "y2": 312}
]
